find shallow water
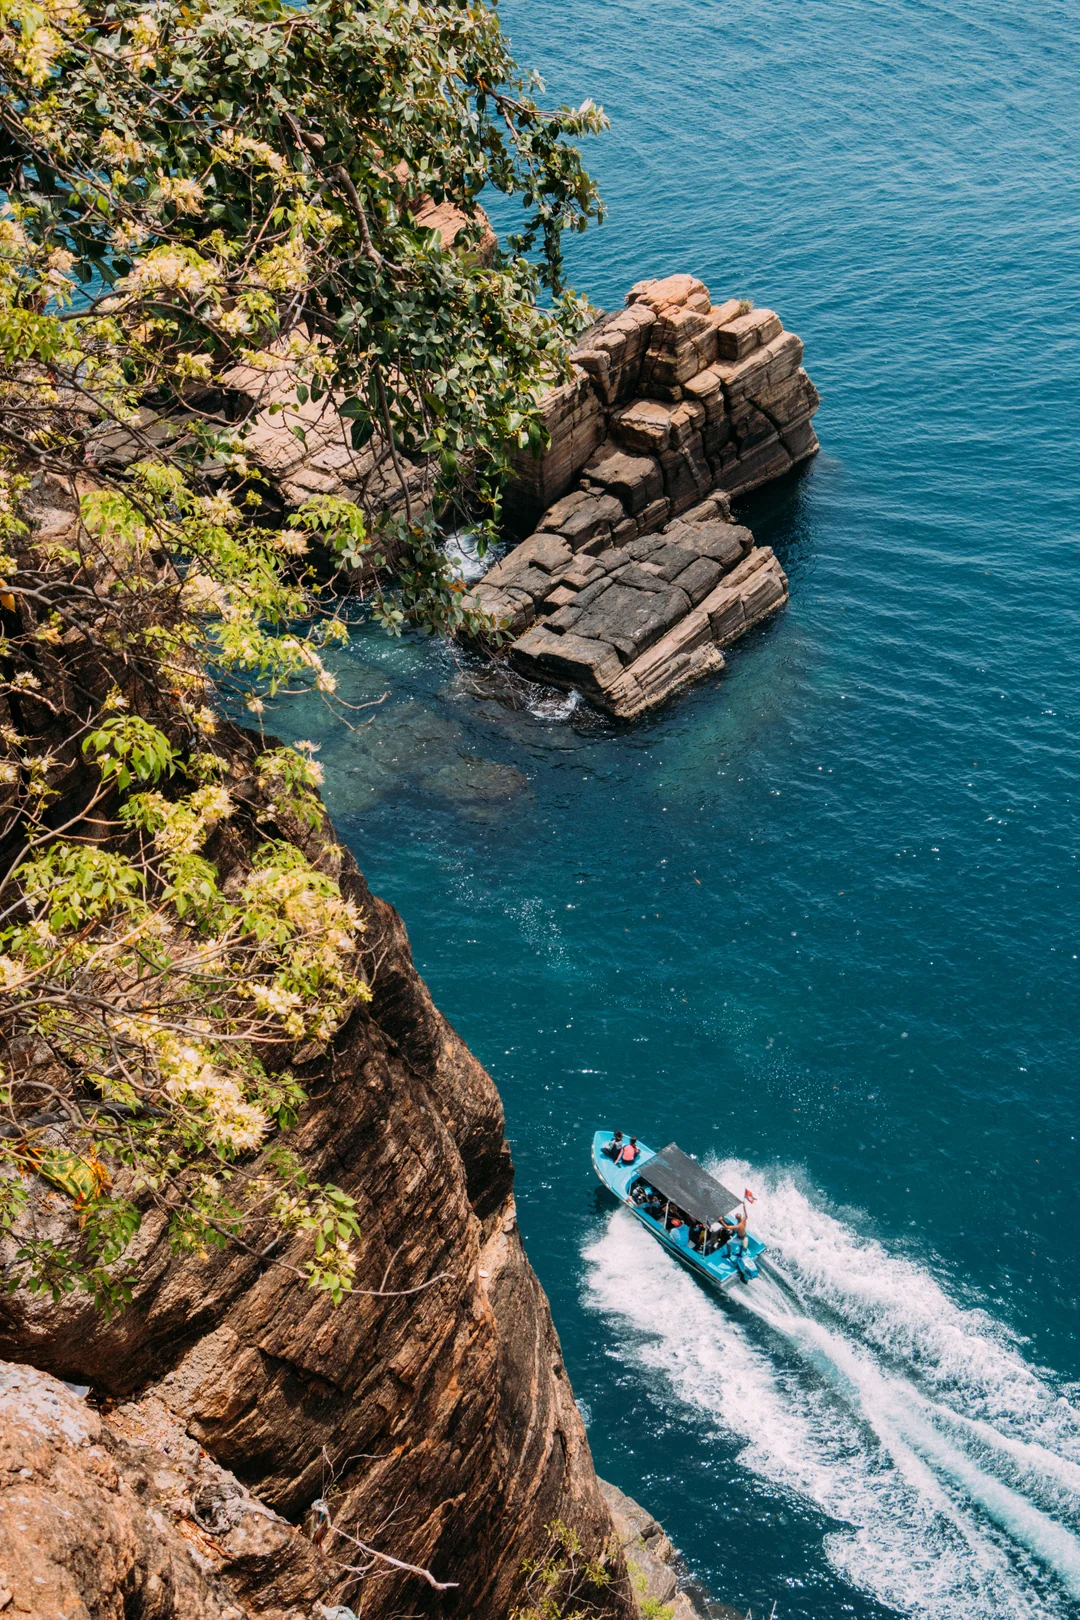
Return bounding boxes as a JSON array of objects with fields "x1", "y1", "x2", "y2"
[{"x1": 289, "y1": 3, "x2": 1080, "y2": 1613}]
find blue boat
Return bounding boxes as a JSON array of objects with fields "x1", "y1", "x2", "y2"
[{"x1": 591, "y1": 1130, "x2": 765, "y2": 1288}]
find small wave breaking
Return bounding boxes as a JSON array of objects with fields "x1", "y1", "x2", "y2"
[{"x1": 582, "y1": 1165, "x2": 1080, "y2": 1619}]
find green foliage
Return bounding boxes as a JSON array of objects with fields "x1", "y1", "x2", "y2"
[
  {"x1": 0, "y1": 726, "x2": 371, "y2": 1305},
  {"x1": 0, "y1": 0, "x2": 606, "y2": 1314},
  {"x1": 288, "y1": 495, "x2": 369, "y2": 571},
  {"x1": 84, "y1": 713, "x2": 178, "y2": 790},
  {"x1": 513, "y1": 1520, "x2": 617, "y2": 1620},
  {"x1": 0, "y1": 0, "x2": 607, "y2": 642}
]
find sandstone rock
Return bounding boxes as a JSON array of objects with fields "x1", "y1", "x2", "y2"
[
  {"x1": 720, "y1": 433, "x2": 794, "y2": 494},
  {"x1": 537, "y1": 488, "x2": 625, "y2": 550},
  {"x1": 410, "y1": 196, "x2": 497, "y2": 264},
  {"x1": 484, "y1": 563, "x2": 552, "y2": 603},
  {"x1": 729, "y1": 398, "x2": 779, "y2": 450},
  {"x1": 541, "y1": 584, "x2": 578, "y2": 612},
  {"x1": 572, "y1": 303, "x2": 657, "y2": 404},
  {"x1": 705, "y1": 297, "x2": 744, "y2": 331},
  {"x1": 504, "y1": 369, "x2": 605, "y2": 527},
  {"x1": 559, "y1": 554, "x2": 607, "y2": 590},
  {"x1": 461, "y1": 583, "x2": 524, "y2": 629},
  {"x1": 658, "y1": 439, "x2": 712, "y2": 514},
  {"x1": 755, "y1": 365, "x2": 820, "y2": 427},
  {"x1": 702, "y1": 415, "x2": 734, "y2": 467},
  {"x1": 627, "y1": 274, "x2": 710, "y2": 314},
  {"x1": 550, "y1": 572, "x2": 691, "y2": 664},
  {"x1": 713, "y1": 328, "x2": 804, "y2": 403},
  {"x1": 492, "y1": 531, "x2": 574, "y2": 577},
  {"x1": 665, "y1": 517, "x2": 752, "y2": 570},
  {"x1": 639, "y1": 305, "x2": 718, "y2": 391},
  {"x1": 672, "y1": 492, "x2": 735, "y2": 526},
  {"x1": 596, "y1": 1479, "x2": 735, "y2": 1620},
  {"x1": 637, "y1": 495, "x2": 672, "y2": 532},
  {"x1": 674, "y1": 554, "x2": 726, "y2": 604},
  {"x1": 610, "y1": 397, "x2": 675, "y2": 455},
  {"x1": 509, "y1": 624, "x2": 622, "y2": 694},
  {"x1": 682, "y1": 367, "x2": 725, "y2": 420},
  {"x1": 0, "y1": 1361, "x2": 329, "y2": 1619},
  {"x1": 473, "y1": 271, "x2": 817, "y2": 719},
  {"x1": 782, "y1": 417, "x2": 821, "y2": 461},
  {"x1": 580, "y1": 444, "x2": 664, "y2": 514},
  {"x1": 714, "y1": 306, "x2": 782, "y2": 360}
]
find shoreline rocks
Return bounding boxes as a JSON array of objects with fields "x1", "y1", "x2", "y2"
[
  {"x1": 466, "y1": 273, "x2": 819, "y2": 720},
  {"x1": 599, "y1": 1479, "x2": 746, "y2": 1620}
]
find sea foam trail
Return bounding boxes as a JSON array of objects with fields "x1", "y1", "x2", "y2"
[{"x1": 581, "y1": 1169, "x2": 1080, "y2": 1620}]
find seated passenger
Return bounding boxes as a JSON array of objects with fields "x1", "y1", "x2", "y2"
[
  {"x1": 602, "y1": 1130, "x2": 624, "y2": 1161},
  {"x1": 630, "y1": 1181, "x2": 648, "y2": 1205},
  {"x1": 619, "y1": 1136, "x2": 640, "y2": 1166},
  {"x1": 666, "y1": 1207, "x2": 685, "y2": 1231},
  {"x1": 689, "y1": 1220, "x2": 706, "y2": 1252}
]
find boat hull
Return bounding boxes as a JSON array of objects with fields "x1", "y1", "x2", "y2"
[{"x1": 591, "y1": 1131, "x2": 764, "y2": 1289}]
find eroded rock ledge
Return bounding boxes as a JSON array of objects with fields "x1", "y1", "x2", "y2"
[{"x1": 466, "y1": 274, "x2": 820, "y2": 719}]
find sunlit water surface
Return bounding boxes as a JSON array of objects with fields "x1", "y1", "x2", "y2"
[{"x1": 288, "y1": 3, "x2": 1080, "y2": 1614}]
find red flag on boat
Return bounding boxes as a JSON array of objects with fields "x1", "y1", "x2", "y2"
[{"x1": 744, "y1": 1187, "x2": 757, "y2": 1203}]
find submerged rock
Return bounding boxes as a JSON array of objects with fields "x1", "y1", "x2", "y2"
[{"x1": 467, "y1": 274, "x2": 818, "y2": 720}]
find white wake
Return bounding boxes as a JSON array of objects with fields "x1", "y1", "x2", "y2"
[{"x1": 581, "y1": 1164, "x2": 1080, "y2": 1619}]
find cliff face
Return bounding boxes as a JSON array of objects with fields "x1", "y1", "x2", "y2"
[{"x1": 0, "y1": 726, "x2": 630, "y2": 1618}]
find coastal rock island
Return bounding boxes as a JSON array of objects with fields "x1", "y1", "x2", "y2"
[{"x1": 466, "y1": 274, "x2": 820, "y2": 718}]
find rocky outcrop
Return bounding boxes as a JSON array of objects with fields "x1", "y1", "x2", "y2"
[
  {"x1": 466, "y1": 273, "x2": 818, "y2": 719},
  {"x1": 0, "y1": 722, "x2": 633, "y2": 1620},
  {"x1": 598, "y1": 1480, "x2": 746, "y2": 1620},
  {"x1": 0, "y1": 1361, "x2": 331, "y2": 1619}
]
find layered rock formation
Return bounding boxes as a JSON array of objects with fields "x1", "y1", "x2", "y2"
[
  {"x1": 0, "y1": 1361, "x2": 331, "y2": 1619},
  {"x1": 0, "y1": 721, "x2": 631, "y2": 1620},
  {"x1": 466, "y1": 274, "x2": 819, "y2": 719}
]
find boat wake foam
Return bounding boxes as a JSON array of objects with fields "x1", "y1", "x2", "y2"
[{"x1": 582, "y1": 1165, "x2": 1080, "y2": 1619}]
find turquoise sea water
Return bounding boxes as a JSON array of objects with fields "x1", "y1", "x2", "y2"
[{"x1": 300, "y1": 4, "x2": 1080, "y2": 1614}]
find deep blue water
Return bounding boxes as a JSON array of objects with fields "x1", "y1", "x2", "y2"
[{"x1": 296, "y1": 4, "x2": 1080, "y2": 1615}]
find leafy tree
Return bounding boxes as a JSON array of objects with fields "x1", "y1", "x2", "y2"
[
  {"x1": 0, "y1": 0, "x2": 605, "y2": 622},
  {"x1": 0, "y1": 0, "x2": 605, "y2": 1303}
]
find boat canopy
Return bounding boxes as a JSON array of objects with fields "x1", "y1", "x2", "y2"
[{"x1": 638, "y1": 1144, "x2": 742, "y2": 1222}]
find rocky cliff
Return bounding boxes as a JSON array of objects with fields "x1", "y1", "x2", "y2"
[{"x1": 0, "y1": 714, "x2": 632, "y2": 1619}]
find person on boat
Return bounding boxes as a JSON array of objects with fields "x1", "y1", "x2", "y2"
[
  {"x1": 707, "y1": 1217, "x2": 735, "y2": 1254},
  {"x1": 644, "y1": 1190, "x2": 665, "y2": 1220},
  {"x1": 665, "y1": 1206, "x2": 685, "y2": 1232},
  {"x1": 689, "y1": 1219, "x2": 706, "y2": 1252},
  {"x1": 733, "y1": 1205, "x2": 749, "y2": 1252},
  {"x1": 602, "y1": 1130, "x2": 624, "y2": 1161},
  {"x1": 630, "y1": 1180, "x2": 649, "y2": 1205},
  {"x1": 619, "y1": 1136, "x2": 640, "y2": 1166}
]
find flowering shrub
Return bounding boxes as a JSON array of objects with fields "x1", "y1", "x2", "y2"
[{"x1": 0, "y1": 0, "x2": 604, "y2": 1308}]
